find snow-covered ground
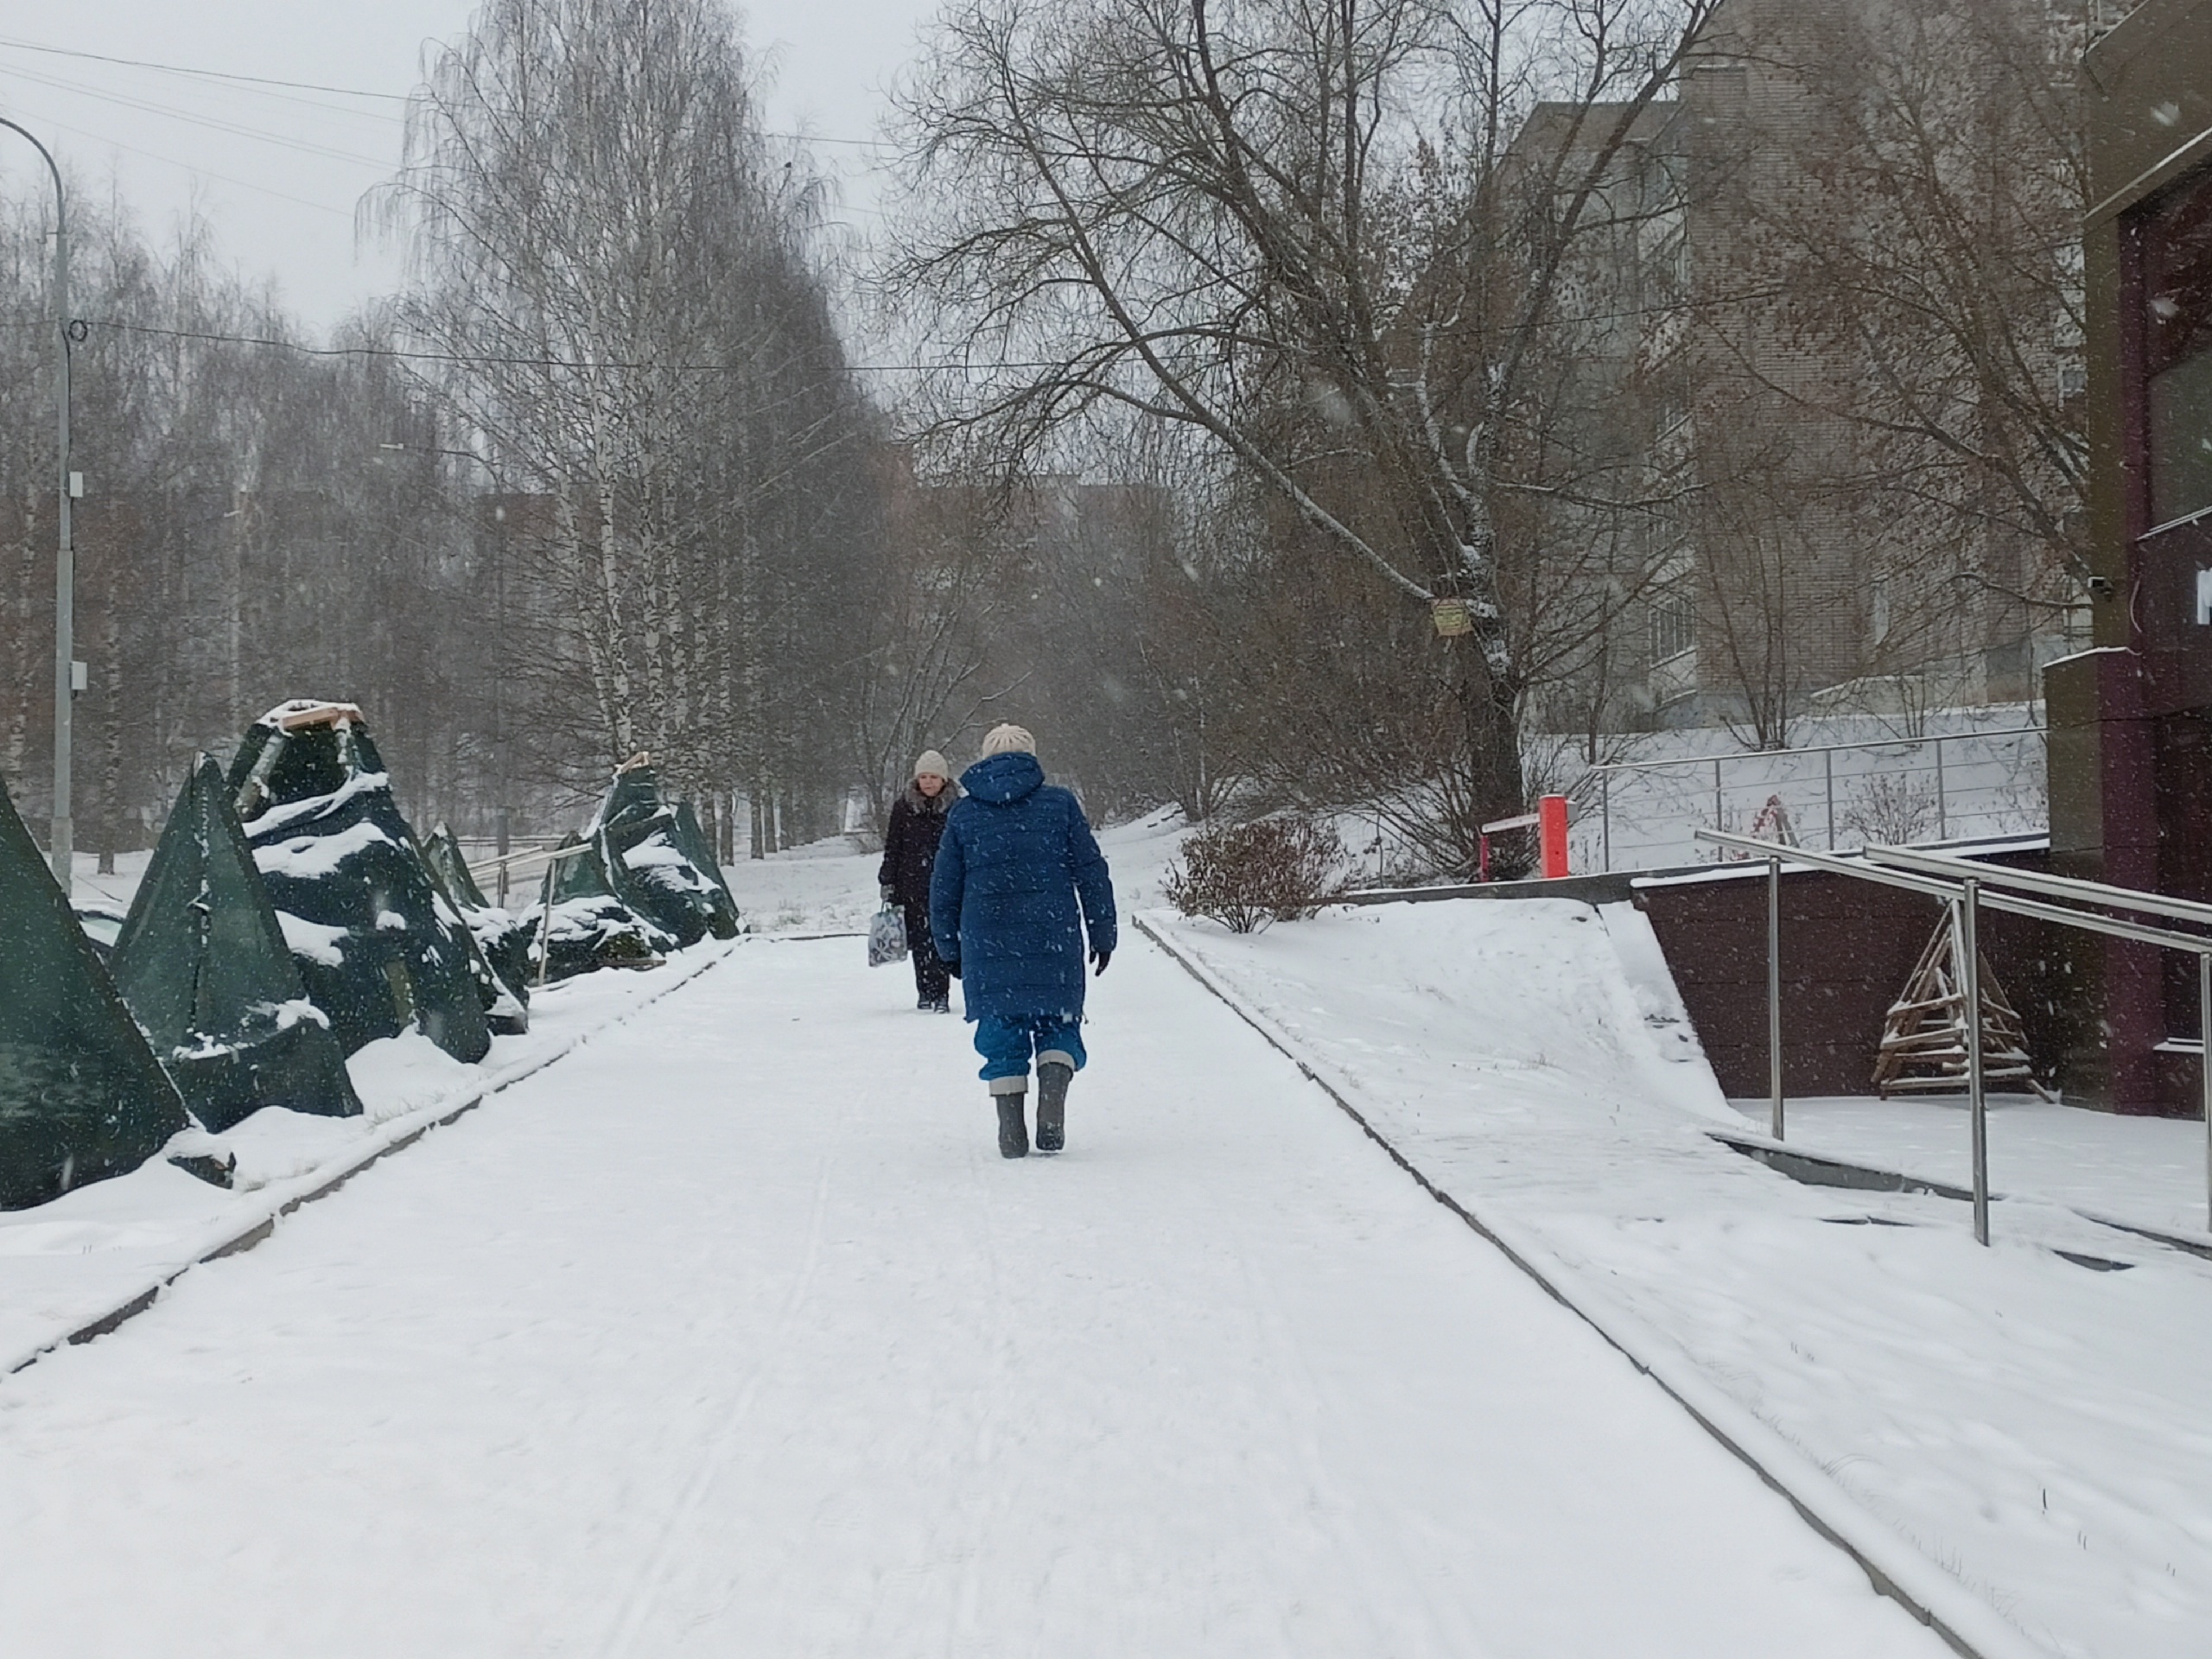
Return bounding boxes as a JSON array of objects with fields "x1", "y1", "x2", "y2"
[
  {"x1": 1729, "y1": 1094, "x2": 2212, "y2": 1243},
  {"x1": 719, "y1": 807, "x2": 1191, "y2": 937},
  {"x1": 1152, "y1": 896, "x2": 2212, "y2": 1659},
  {"x1": 15, "y1": 813, "x2": 2201, "y2": 1656},
  {"x1": 0, "y1": 944, "x2": 734, "y2": 1376},
  {"x1": 0, "y1": 925, "x2": 1948, "y2": 1658}
]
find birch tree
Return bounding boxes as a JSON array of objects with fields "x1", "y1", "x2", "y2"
[{"x1": 383, "y1": 0, "x2": 875, "y2": 817}]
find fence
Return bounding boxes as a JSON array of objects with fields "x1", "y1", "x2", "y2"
[
  {"x1": 1697, "y1": 829, "x2": 2212, "y2": 1243},
  {"x1": 1580, "y1": 727, "x2": 2047, "y2": 874}
]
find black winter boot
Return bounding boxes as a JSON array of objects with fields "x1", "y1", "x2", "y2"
[
  {"x1": 1035, "y1": 1061, "x2": 1071, "y2": 1154},
  {"x1": 996, "y1": 1092, "x2": 1029, "y2": 1159}
]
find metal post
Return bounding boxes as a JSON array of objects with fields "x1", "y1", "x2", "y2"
[
  {"x1": 1934, "y1": 736, "x2": 1948, "y2": 842},
  {"x1": 2201, "y1": 952, "x2": 2211, "y2": 1232},
  {"x1": 1824, "y1": 747, "x2": 1836, "y2": 850},
  {"x1": 1600, "y1": 769, "x2": 1611, "y2": 874},
  {"x1": 0, "y1": 119, "x2": 72, "y2": 897},
  {"x1": 534, "y1": 864, "x2": 556, "y2": 988},
  {"x1": 1961, "y1": 879, "x2": 1988, "y2": 1245},
  {"x1": 1769, "y1": 855, "x2": 1784, "y2": 1141},
  {"x1": 50, "y1": 192, "x2": 70, "y2": 899}
]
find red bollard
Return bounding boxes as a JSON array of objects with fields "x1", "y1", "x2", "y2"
[{"x1": 1538, "y1": 793, "x2": 1570, "y2": 879}]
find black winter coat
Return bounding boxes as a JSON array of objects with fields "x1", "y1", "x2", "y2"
[{"x1": 877, "y1": 782, "x2": 957, "y2": 907}]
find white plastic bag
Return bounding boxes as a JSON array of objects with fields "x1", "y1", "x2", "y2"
[{"x1": 868, "y1": 903, "x2": 909, "y2": 967}]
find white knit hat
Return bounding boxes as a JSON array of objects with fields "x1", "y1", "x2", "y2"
[
  {"x1": 978, "y1": 723, "x2": 1036, "y2": 758},
  {"x1": 913, "y1": 749, "x2": 951, "y2": 781}
]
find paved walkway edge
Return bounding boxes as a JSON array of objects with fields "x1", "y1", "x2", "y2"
[
  {"x1": 4, "y1": 942, "x2": 741, "y2": 1381},
  {"x1": 1133, "y1": 913, "x2": 2052, "y2": 1659}
]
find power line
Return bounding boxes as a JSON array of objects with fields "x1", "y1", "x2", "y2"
[
  {"x1": 0, "y1": 63, "x2": 397, "y2": 169},
  {"x1": 0, "y1": 34, "x2": 893, "y2": 149},
  {"x1": 0, "y1": 36, "x2": 405, "y2": 102},
  {"x1": 68, "y1": 298, "x2": 1800, "y2": 372},
  {"x1": 0, "y1": 107, "x2": 355, "y2": 217},
  {"x1": 82, "y1": 315, "x2": 963, "y2": 374}
]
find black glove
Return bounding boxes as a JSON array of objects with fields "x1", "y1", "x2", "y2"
[
  {"x1": 880, "y1": 884, "x2": 896, "y2": 905},
  {"x1": 943, "y1": 957, "x2": 961, "y2": 979},
  {"x1": 1090, "y1": 947, "x2": 1111, "y2": 977}
]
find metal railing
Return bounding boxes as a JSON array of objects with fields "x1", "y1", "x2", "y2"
[
  {"x1": 524, "y1": 841, "x2": 600, "y2": 987},
  {"x1": 1696, "y1": 829, "x2": 2212, "y2": 1243},
  {"x1": 459, "y1": 840, "x2": 569, "y2": 908},
  {"x1": 1589, "y1": 726, "x2": 2046, "y2": 874}
]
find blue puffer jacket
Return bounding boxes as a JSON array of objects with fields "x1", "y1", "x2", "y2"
[{"x1": 929, "y1": 753, "x2": 1116, "y2": 1023}]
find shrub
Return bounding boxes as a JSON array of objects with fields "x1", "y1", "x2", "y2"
[
  {"x1": 1840, "y1": 771, "x2": 1938, "y2": 847},
  {"x1": 1162, "y1": 817, "x2": 1349, "y2": 933}
]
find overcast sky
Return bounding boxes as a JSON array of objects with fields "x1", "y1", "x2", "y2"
[{"x1": 0, "y1": 0, "x2": 929, "y2": 334}]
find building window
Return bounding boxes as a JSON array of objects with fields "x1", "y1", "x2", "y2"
[
  {"x1": 2140, "y1": 172, "x2": 2212, "y2": 526},
  {"x1": 1649, "y1": 583, "x2": 1696, "y2": 663}
]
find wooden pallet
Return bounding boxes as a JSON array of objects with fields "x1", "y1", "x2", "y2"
[{"x1": 1872, "y1": 912, "x2": 2056, "y2": 1102}]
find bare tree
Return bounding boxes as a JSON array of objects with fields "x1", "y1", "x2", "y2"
[
  {"x1": 1699, "y1": 0, "x2": 2091, "y2": 685},
  {"x1": 887, "y1": 0, "x2": 1720, "y2": 865},
  {"x1": 0, "y1": 188, "x2": 505, "y2": 853}
]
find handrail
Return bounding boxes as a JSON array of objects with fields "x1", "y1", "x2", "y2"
[
  {"x1": 1692, "y1": 834, "x2": 1961, "y2": 904},
  {"x1": 1694, "y1": 828, "x2": 2212, "y2": 1239},
  {"x1": 520, "y1": 840, "x2": 601, "y2": 990},
  {"x1": 1866, "y1": 843, "x2": 2212, "y2": 933},
  {"x1": 1704, "y1": 833, "x2": 2212, "y2": 954},
  {"x1": 467, "y1": 841, "x2": 591, "y2": 886},
  {"x1": 1584, "y1": 725, "x2": 2043, "y2": 779}
]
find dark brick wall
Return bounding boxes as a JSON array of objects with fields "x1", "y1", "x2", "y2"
[{"x1": 1637, "y1": 854, "x2": 2090, "y2": 1102}]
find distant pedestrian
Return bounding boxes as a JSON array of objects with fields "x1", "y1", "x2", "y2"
[
  {"x1": 929, "y1": 724, "x2": 1116, "y2": 1158},
  {"x1": 879, "y1": 750, "x2": 958, "y2": 1013}
]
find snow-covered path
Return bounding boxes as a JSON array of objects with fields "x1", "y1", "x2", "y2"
[{"x1": 0, "y1": 937, "x2": 1948, "y2": 1657}]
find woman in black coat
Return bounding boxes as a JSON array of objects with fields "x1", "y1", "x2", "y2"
[{"x1": 878, "y1": 749, "x2": 958, "y2": 1011}]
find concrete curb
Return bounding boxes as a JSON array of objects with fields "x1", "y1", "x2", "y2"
[
  {"x1": 6, "y1": 940, "x2": 741, "y2": 1380},
  {"x1": 1134, "y1": 912, "x2": 2056, "y2": 1659}
]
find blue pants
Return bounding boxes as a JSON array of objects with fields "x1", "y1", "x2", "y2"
[{"x1": 975, "y1": 1015, "x2": 1086, "y2": 1093}]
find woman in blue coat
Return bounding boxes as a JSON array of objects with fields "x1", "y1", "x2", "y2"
[{"x1": 929, "y1": 724, "x2": 1116, "y2": 1158}]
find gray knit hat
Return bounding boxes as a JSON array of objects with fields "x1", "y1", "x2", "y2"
[
  {"x1": 978, "y1": 723, "x2": 1036, "y2": 758},
  {"x1": 913, "y1": 748, "x2": 951, "y2": 781}
]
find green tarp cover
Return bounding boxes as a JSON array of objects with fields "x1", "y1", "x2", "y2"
[
  {"x1": 524, "y1": 833, "x2": 675, "y2": 983},
  {"x1": 420, "y1": 824, "x2": 530, "y2": 1033},
  {"x1": 671, "y1": 800, "x2": 735, "y2": 903},
  {"x1": 228, "y1": 703, "x2": 493, "y2": 1065},
  {"x1": 110, "y1": 756, "x2": 364, "y2": 1135},
  {"x1": 0, "y1": 769, "x2": 188, "y2": 1210},
  {"x1": 590, "y1": 765, "x2": 740, "y2": 948}
]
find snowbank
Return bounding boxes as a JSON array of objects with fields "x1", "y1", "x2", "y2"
[{"x1": 1152, "y1": 896, "x2": 2212, "y2": 1659}]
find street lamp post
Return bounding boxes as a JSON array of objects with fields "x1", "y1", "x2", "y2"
[{"x1": 1, "y1": 118, "x2": 74, "y2": 897}]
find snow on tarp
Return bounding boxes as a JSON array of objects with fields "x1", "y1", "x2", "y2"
[
  {"x1": 109, "y1": 755, "x2": 363, "y2": 1135},
  {"x1": 227, "y1": 702, "x2": 491, "y2": 1065},
  {"x1": 515, "y1": 758, "x2": 731, "y2": 982},
  {"x1": 520, "y1": 832, "x2": 676, "y2": 984},
  {"x1": 419, "y1": 823, "x2": 531, "y2": 1027},
  {"x1": 588, "y1": 760, "x2": 739, "y2": 948},
  {"x1": 671, "y1": 798, "x2": 734, "y2": 903},
  {"x1": 0, "y1": 766, "x2": 190, "y2": 1210}
]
